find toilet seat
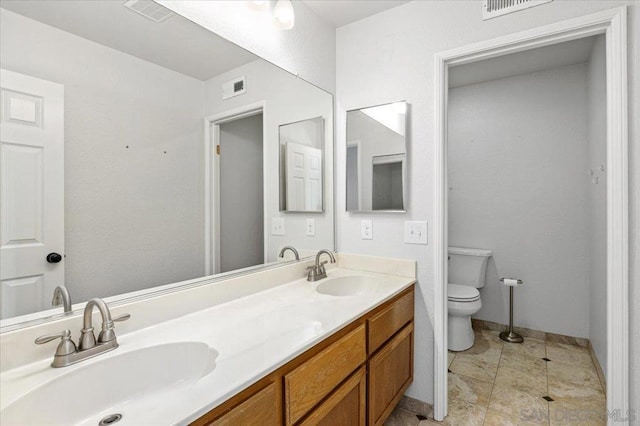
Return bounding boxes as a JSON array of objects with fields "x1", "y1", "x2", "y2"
[{"x1": 448, "y1": 283, "x2": 480, "y2": 302}]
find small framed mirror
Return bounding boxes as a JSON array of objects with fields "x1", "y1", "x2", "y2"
[
  {"x1": 279, "y1": 116, "x2": 325, "y2": 212},
  {"x1": 346, "y1": 101, "x2": 407, "y2": 212}
]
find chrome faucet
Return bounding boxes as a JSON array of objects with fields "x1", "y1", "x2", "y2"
[
  {"x1": 279, "y1": 246, "x2": 300, "y2": 261},
  {"x1": 35, "y1": 298, "x2": 129, "y2": 368},
  {"x1": 52, "y1": 285, "x2": 72, "y2": 313},
  {"x1": 307, "y1": 249, "x2": 336, "y2": 282}
]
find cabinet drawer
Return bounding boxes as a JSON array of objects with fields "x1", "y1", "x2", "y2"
[
  {"x1": 196, "y1": 381, "x2": 279, "y2": 426},
  {"x1": 368, "y1": 322, "x2": 414, "y2": 426},
  {"x1": 300, "y1": 367, "x2": 366, "y2": 426},
  {"x1": 285, "y1": 324, "x2": 366, "y2": 425},
  {"x1": 368, "y1": 289, "x2": 414, "y2": 353}
]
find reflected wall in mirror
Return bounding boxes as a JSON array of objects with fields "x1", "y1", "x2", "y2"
[
  {"x1": 0, "y1": 0, "x2": 334, "y2": 326},
  {"x1": 279, "y1": 117, "x2": 324, "y2": 212},
  {"x1": 346, "y1": 101, "x2": 407, "y2": 212}
]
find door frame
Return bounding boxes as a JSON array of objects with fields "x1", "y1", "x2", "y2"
[
  {"x1": 433, "y1": 7, "x2": 628, "y2": 421},
  {"x1": 204, "y1": 101, "x2": 267, "y2": 275}
]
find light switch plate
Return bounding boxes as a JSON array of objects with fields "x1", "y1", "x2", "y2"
[
  {"x1": 361, "y1": 220, "x2": 373, "y2": 240},
  {"x1": 271, "y1": 218, "x2": 285, "y2": 236},
  {"x1": 306, "y1": 219, "x2": 316, "y2": 236},
  {"x1": 404, "y1": 221, "x2": 428, "y2": 244}
]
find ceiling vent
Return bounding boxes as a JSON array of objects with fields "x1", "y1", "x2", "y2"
[
  {"x1": 123, "y1": 0, "x2": 174, "y2": 23},
  {"x1": 483, "y1": 0, "x2": 552, "y2": 20}
]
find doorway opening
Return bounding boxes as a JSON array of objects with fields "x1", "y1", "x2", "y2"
[
  {"x1": 433, "y1": 7, "x2": 628, "y2": 422},
  {"x1": 204, "y1": 102, "x2": 267, "y2": 275}
]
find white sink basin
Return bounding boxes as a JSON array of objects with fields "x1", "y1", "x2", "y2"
[
  {"x1": 315, "y1": 275, "x2": 382, "y2": 296},
  {"x1": 1, "y1": 342, "x2": 217, "y2": 426}
]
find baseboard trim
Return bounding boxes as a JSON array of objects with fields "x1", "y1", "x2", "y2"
[
  {"x1": 588, "y1": 341, "x2": 607, "y2": 393},
  {"x1": 471, "y1": 318, "x2": 589, "y2": 347}
]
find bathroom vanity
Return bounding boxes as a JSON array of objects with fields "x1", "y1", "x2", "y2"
[
  {"x1": 194, "y1": 286, "x2": 414, "y2": 426},
  {"x1": 0, "y1": 254, "x2": 416, "y2": 426}
]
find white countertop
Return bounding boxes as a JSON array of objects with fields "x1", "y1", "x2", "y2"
[{"x1": 0, "y1": 266, "x2": 414, "y2": 425}]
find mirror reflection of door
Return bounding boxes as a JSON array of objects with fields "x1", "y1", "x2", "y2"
[
  {"x1": 372, "y1": 154, "x2": 405, "y2": 210},
  {"x1": 0, "y1": 69, "x2": 64, "y2": 319},
  {"x1": 286, "y1": 142, "x2": 322, "y2": 211},
  {"x1": 218, "y1": 113, "x2": 264, "y2": 273},
  {"x1": 346, "y1": 142, "x2": 360, "y2": 211}
]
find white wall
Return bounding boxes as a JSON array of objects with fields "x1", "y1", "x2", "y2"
[
  {"x1": 0, "y1": 9, "x2": 205, "y2": 304},
  {"x1": 204, "y1": 59, "x2": 334, "y2": 261},
  {"x1": 158, "y1": 0, "x2": 336, "y2": 93},
  {"x1": 448, "y1": 63, "x2": 590, "y2": 338},
  {"x1": 587, "y1": 36, "x2": 607, "y2": 377},
  {"x1": 336, "y1": 0, "x2": 639, "y2": 406}
]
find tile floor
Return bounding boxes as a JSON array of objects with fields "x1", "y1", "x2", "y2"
[{"x1": 386, "y1": 329, "x2": 606, "y2": 426}]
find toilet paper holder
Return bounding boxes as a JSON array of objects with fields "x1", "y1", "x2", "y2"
[{"x1": 499, "y1": 277, "x2": 524, "y2": 343}]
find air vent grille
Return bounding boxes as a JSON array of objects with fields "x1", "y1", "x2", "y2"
[
  {"x1": 483, "y1": 0, "x2": 552, "y2": 20},
  {"x1": 123, "y1": 0, "x2": 174, "y2": 23}
]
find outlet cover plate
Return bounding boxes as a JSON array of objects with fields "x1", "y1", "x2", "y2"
[
  {"x1": 404, "y1": 221, "x2": 428, "y2": 244},
  {"x1": 361, "y1": 220, "x2": 373, "y2": 240},
  {"x1": 306, "y1": 219, "x2": 316, "y2": 236},
  {"x1": 271, "y1": 218, "x2": 285, "y2": 236}
]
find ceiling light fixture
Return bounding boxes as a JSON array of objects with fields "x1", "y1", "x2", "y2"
[{"x1": 273, "y1": 0, "x2": 295, "y2": 30}]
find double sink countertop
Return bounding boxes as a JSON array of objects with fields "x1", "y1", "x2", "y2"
[{"x1": 1, "y1": 257, "x2": 415, "y2": 426}]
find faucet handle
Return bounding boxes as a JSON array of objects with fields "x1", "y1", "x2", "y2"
[
  {"x1": 35, "y1": 329, "x2": 77, "y2": 356},
  {"x1": 112, "y1": 313, "x2": 130, "y2": 322}
]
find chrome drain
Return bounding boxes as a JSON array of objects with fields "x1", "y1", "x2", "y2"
[{"x1": 99, "y1": 414, "x2": 123, "y2": 425}]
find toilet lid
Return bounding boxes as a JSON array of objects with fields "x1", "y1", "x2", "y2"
[{"x1": 448, "y1": 283, "x2": 480, "y2": 302}]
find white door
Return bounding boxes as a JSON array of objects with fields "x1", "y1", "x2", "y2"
[
  {"x1": 286, "y1": 142, "x2": 322, "y2": 211},
  {"x1": 0, "y1": 69, "x2": 64, "y2": 319}
]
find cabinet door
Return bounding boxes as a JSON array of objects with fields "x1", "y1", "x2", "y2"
[
  {"x1": 300, "y1": 367, "x2": 366, "y2": 426},
  {"x1": 285, "y1": 324, "x2": 366, "y2": 425},
  {"x1": 368, "y1": 323, "x2": 414, "y2": 426},
  {"x1": 368, "y1": 289, "x2": 414, "y2": 354},
  {"x1": 194, "y1": 381, "x2": 279, "y2": 426}
]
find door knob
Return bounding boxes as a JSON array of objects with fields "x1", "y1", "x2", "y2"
[{"x1": 46, "y1": 252, "x2": 63, "y2": 263}]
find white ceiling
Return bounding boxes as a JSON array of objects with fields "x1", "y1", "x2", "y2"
[
  {"x1": 449, "y1": 36, "x2": 600, "y2": 88},
  {"x1": 0, "y1": 0, "x2": 258, "y2": 81},
  {"x1": 302, "y1": 0, "x2": 410, "y2": 28}
]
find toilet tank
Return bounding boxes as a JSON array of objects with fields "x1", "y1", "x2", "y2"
[{"x1": 448, "y1": 246, "x2": 493, "y2": 288}]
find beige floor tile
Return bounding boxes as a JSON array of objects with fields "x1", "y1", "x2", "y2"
[
  {"x1": 484, "y1": 408, "x2": 549, "y2": 426},
  {"x1": 384, "y1": 407, "x2": 420, "y2": 426},
  {"x1": 448, "y1": 351, "x2": 455, "y2": 368},
  {"x1": 548, "y1": 377, "x2": 605, "y2": 400},
  {"x1": 489, "y1": 383, "x2": 549, "y2": 420},
  {"x1": 499, "y1": 350, "x2": 547, "y2": 375},
  {"x1": 501, "y1": 336, "x2": 546, "y2": 359},
  {"x1": 545, "y1": 341, "x2": 593, "y2": 369},
  {"x1": 449, "y1": 353, "x2": 499, "y2": 382},
  {"x1": 549, "y1": 394, "x2": 606, "y2": 426},
  {"x1": 547, "y1": 362, "x2": 602, "y2": 392},
  {"x1": 454, "y1": 330, "x2": 503, "y2": 362},
  {"x1": 440, "y1": 399, "x2": 487, "y2": 426},
  {"x1": 494, "y1": 365, "x2": 548, "y2": 396},
  {"x1": 448, "y1": 373, "x2": 493, "y2": 406}
]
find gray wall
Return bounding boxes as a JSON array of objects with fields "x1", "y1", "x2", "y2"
[
  {"x1": 448, "y1": 63, "x2": 590, "y2": 338},
  {"x1": 587, "y1": 36, "x2": 607, "y2": 377},
  {"x1": 335, "y1": 0, "x2": 639, "y2": 405},
  {"x1": 0, "y1": 9, "x2": 205, "y2": 303},
  {"x1": 219, "y1": 114, "x2": 264, "y2": 272}
]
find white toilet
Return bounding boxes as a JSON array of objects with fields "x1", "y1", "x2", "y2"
[{"x1": 448, "y1": 246, "x2": 493, "y2": 351}]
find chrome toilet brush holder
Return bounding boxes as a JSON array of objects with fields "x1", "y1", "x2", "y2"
[{"x1": 499, "y1": 278, "x2": 524, "y2": 343}]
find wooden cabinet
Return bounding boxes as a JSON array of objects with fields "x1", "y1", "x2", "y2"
[
  {"x1": 192, "y1": 381, "x2": 280, "y2": 426},
  {"x1": 285, "y1": 325, "x2": 366, "y2": 425},
  {"x1": 192, "y1": 286, "x2": 414, "y2": 426},
  {"x1": 368, "y1": 323, "x2": 414, "y2": 426},
  {"x1": 300, "y1": 368, "x2": 366, "y2": 426}
]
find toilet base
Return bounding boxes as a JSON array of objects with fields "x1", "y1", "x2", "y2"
[{"x1": 448, "y1": 314, "x2": 475, "y2": 351}]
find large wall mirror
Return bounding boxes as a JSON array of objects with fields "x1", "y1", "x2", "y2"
[
  {"x1": 346, "y1": 101, "x2": 407, "y2": 212},
  {"x1": 0, "y1": 1, "x2": 334, "y2": 328}
]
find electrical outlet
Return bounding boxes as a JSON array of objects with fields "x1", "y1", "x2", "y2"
[
  {"x1": 404, "y1": 221, "x2": 428, "y2": 244},
  {"x1": 306, "y1": 219, "x2": 316, "y2": 236},
  {"x1": 361, "y1": 220, "x2": 373, "y2": 240},
  {"x1": 271, "y1": 218, "x2": 285, "y2": 236}
]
